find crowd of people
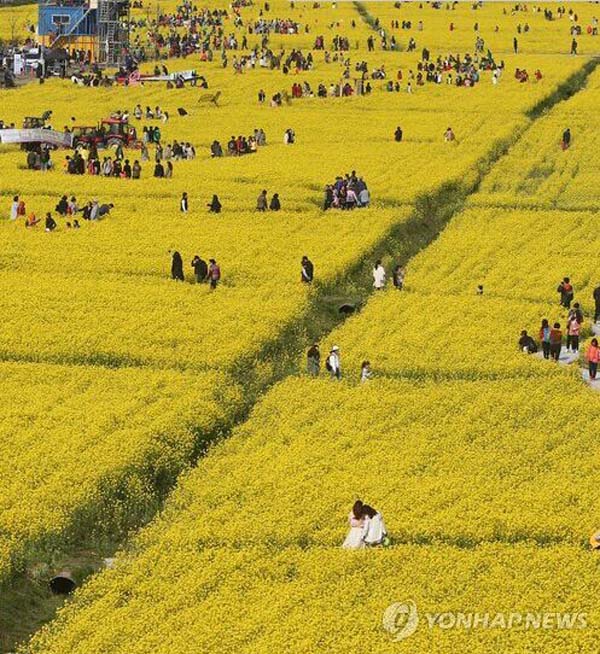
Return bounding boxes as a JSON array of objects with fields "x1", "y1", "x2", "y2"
[{"x1": 323, "y1": 173, "x2": 370, "y2": 210}]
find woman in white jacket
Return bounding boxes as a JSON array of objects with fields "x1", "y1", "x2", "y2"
[
  {"x1": 373, "y1": 260, "x2": 386, "y2": 290},
  {"x1": 362, "y1": 504, "x2": 387, "y2": 546}
]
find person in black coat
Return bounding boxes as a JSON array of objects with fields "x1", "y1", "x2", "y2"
[
  {"x1": 394, "y1": 126, "x2": 403, "y2": 142},
  {"x1": 55, "y1": 195, "x2": 68, "y2": 215},
  {"x1": 208, "y1": 194, "x2": 222, "y2": 213},
  {"x1": 191, "y1": 255, "x2": 208, "y2": 283},
  {"x1": 301, "y1": 255, "x2": 314, "y2": 283},
  {"x1": 171, "y1": 251, "x2": 184, "y2": 281},
  {"x1": 269, "y1": 193, "x2": 281, "y2": 211}
]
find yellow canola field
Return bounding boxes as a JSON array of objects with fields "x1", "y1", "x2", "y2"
[
  {"x1": 407, "y1": 207, "x2": 600, "y2": 304},
  {"x1": 325, "y1": 291, "x2": 570, "y2": 381},
  {"x1": 1, "y1": 2, "x2": 598, "y2": 651},
  {"x1": 364, "y1": 1, "x2": 600, "y2": 56},
  {"x1": 0, "y1": 361, "x2": 241, "y2": 586},
  {"x1": 473, "y1": 67, "x2": 600, "y2": 210},
  {"x1": 0, "y1": 206, "x2": 412, "y2": 369},
  {"x1": 26, "y1": 377, "x2": 600, "y2": 654}
]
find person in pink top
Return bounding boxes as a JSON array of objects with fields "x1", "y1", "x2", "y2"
[
  {"x1": 208, "y1": 259, "x2": 221, "y2": 289},
  {"x1": 587, "y1": 338, "x2": 600, "y2": 380},
  {"x1": 566, "y1": 312, "x2": 581, "y2": 352}
]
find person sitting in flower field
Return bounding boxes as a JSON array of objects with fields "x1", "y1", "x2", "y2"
[
  {"x1": 518, "y1": 330, "x2": 537, "y2": 354},
  {"x1": 343, "y1": 500, "x2": 389, "y2": 549}
]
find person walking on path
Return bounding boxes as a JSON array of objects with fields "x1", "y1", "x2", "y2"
[
  {"x1": 569, "y1": 302, "x2": 584, "y2": 325},
  {"x1": 373, "y1": 260, "x2": 386, "y2": 290},
  {"x1": 539, "y1": 318, "x2": 551, "y2": 360},
  {"x1": 557, "y1": 277, "x2": 574, "y2": 308},
  {"x1": 257, "y1": 189, "x2": 268, "y2": 211},
  {"x1": 208, "y1": 258, "x2": 221, "y2": 289},
  {"x1": 191, "y1": 255, "x2": 208, "y2": 283},
  {"x1": 392, "y1": 265, "x2": 405, "y2": 290},
  {"x1": 327, "y1": 345, "x2": 341, "y2": 379},
  {"x1": 180, "y1": 192, "x2": 189, "y2": 213},
  {"x1": 307, "y1": 343, "x2": 320, "y2": 376},
  {"x1": 301, "y1": 255, "x2": 314, "y2": 284},
  {"x1": 171, "y1": 251, "x2": 184, "y2": 281},
  {"x1": 587, "y1": 338, "x2": 600, "y2": 380},
  {"x1": 571, "y1": 38, "x2": 578, "y2": 55},
  {"x1": 567, "y1": 312, "x2": 581, "y2": 352},
  {"x1": 550, "y1": 322, "x2": 563, "y2": 362}
]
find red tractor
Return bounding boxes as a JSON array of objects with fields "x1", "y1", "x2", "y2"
[{"x1": 72, "y1": 118, "x2": 140, "y2": 149}]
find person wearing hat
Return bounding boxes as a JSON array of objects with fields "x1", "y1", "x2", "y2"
[
  {"x1": 327, "y1": 346, "x2": 341, "y2": 379},
  {"x1": 306, "y1": 343, "x2": 320, "y2": 376}
]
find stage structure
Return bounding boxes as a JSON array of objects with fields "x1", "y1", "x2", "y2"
[{"x1": 38, "y1": 0, "x2": 130, "y2": 66}]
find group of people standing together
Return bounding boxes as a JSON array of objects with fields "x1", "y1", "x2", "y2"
[
  {"x1": 323, "y1": 173, "x2": 370, "y2": 210},
  {"x1": 519, "y1": 277, "x2": 600, "y2": 380},
  {"x1": 171, "y1": 251, "x2": 221, "y2": 288}
]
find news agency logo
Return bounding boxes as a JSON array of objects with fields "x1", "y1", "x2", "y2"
[{"x1": 383, "y1": 600, "x2": 588, "y2": 641}]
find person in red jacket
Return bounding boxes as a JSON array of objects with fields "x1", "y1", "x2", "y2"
[{"x1": 587, "y1": 338, "x2": 600, "y2": 380}]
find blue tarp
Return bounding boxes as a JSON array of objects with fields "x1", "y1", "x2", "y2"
[{"x1": 38, "y1": 5, "x2": 97, "y2": 37}]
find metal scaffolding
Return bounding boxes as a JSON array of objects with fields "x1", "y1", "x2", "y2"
[{"x1": 97, "y1": 0, "x2": 129, "y2": 66}]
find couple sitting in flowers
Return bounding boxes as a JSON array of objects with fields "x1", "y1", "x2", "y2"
[{"x1": 342, "y1": 500, "x2": 389, "y2": 549}]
